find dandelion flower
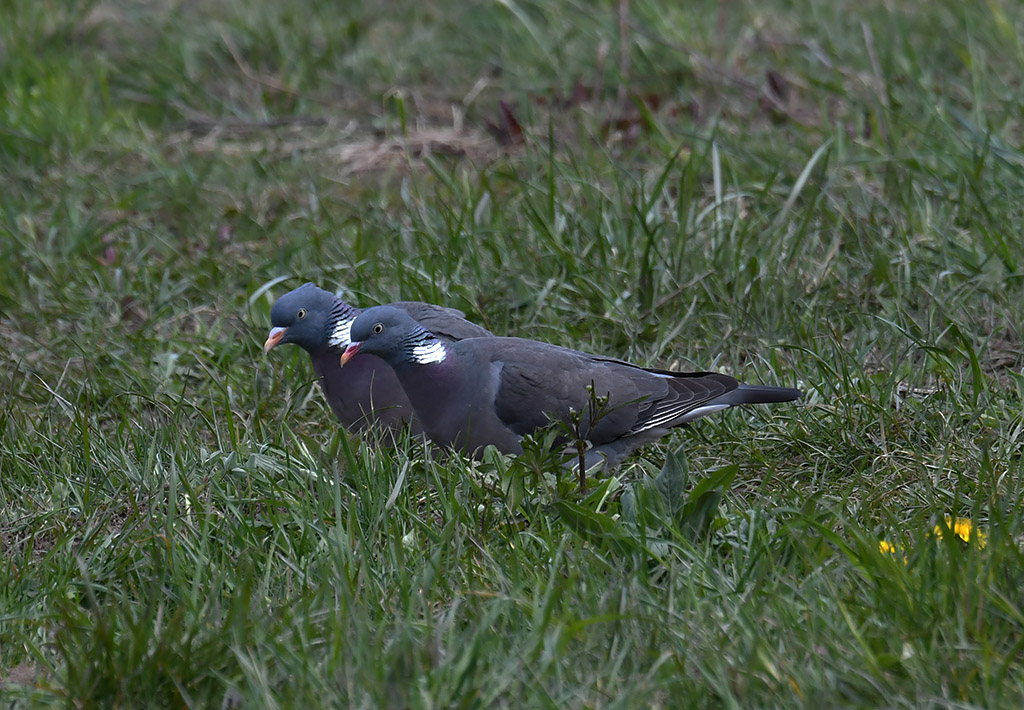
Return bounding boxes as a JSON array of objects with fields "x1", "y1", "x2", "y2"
[
  {"x1": 934, "y1": 516, "x2": 986, "y2": 549},
  {"x1": 878, "y1": 539, "x2": 908, "y2": 563}
]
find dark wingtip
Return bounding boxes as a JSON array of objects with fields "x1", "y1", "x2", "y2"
[{"x1": 724, "y1": 384, "x2": 803, "y2": 405}]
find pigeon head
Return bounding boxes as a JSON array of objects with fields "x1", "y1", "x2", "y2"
[
  {"x1": 264, "y1": 283, "x2": 356, "y2": 354},
  {"x1": 340, "y1": 305, "x2": 447, "y2": 368}
]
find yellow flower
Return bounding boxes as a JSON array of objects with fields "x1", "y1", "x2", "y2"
[
  {"x1": 878, "y1": 539, "x2": 908, "y2": 564},
  {"x1": 934, "y1": 516, "x2": 986, "y2": 549},
  {"x1": 877, "y1": 516, "x2": 986, "y2": 562}
]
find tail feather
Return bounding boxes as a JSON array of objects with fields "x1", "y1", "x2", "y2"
[{"x1": 716, "y1": 383, "x2": 803, "y2": 406}]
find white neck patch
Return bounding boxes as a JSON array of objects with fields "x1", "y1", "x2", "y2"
[
  {"x1": 327, "y1": 318, "x2": 354, "y2": 348},
  {"x1": 410, "y1": 339, "x2": 447, "y2": 364}
]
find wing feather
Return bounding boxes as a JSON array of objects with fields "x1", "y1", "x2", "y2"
[
  {"x1": 485, "y1": 338, "x2": 737, "y2": 443},
  {"x1": 393, "y1": 302, "x2": 493, "y2": 341}
]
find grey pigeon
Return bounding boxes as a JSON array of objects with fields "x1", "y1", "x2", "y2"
[
  {"x1": 264, "y1": 283, "x2": 492, "y2": 432},
  {"x1": 341, "y1": 305, "x2": 802, "y2": 470}
]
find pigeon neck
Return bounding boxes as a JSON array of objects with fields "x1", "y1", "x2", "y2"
[
  {"x1": 324, "y1": 299, "x2": 359, "y2": 353},
  {"x1": 399, "y1": 327, "x2": 448, "y2": 366}
]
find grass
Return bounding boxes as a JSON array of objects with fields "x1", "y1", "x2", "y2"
[{"x1": 3, "y1": 0, "x2": 1024, "y2": 706}]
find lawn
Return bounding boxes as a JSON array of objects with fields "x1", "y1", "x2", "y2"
[{"x1": 3, "y1": 0, "x2": 1024, "y2": 706}]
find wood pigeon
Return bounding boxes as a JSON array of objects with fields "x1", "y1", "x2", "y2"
[
  {"x1": 340, "y1": 305, "x2": 802, "y2": 470},
  {"x1": 264, "y1": 283, "x2": 492, "y2": 432}
]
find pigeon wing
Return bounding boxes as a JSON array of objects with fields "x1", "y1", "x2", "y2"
[
  {"x1": 489, "y1": 339, "x2": 744, "y2": 443},
  {"x1": 621, "y1": 371, "x2": 738, "y2": 435},
  {"x1": 488, "y1": 340, "x2": 650, "y2": 440},
  {"x1": 392, "y1": 301, "x2": 494, "y2": 341}
]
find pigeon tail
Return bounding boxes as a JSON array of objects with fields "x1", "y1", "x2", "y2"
[{"x1": 714, "y1": 383, "x2": 803, "y2": 406}]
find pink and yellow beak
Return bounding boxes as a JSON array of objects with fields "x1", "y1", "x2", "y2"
[
  {"x1": 339, "y1": 342, "x2": 361, "y2": 367},
  {"x1": 264, "y1": 326, "x2": 288, "y2": 353}
]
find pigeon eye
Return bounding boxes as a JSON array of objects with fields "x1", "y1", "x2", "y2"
[
  {"x1": 297, "y1": 308, "x2": 307, "y2": 319},
  {"x1": 372, "y1": 322, "x2": 384, "y2": 334}
]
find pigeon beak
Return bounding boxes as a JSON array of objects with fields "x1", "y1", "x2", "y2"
[
  {"x1": 339, "y1": 342, "x2": 361, "y2": 367},
  {"x1": 264, "y1": 326, "x2": 288, "y2": 353}
]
